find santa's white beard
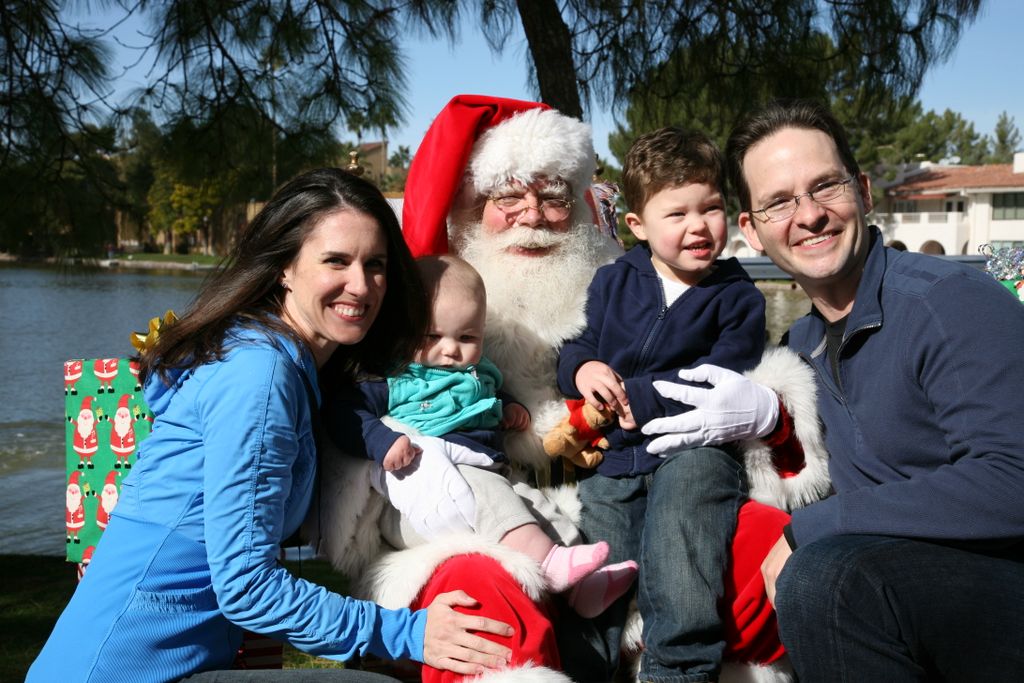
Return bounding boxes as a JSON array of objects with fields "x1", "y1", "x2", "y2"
[
  {"x1": 67, "y1": 489, "x2": 82, "y2": 513},
  {"x1": 456, "y1": 220, "x2": 618, "y2": 345},
  {"x1": 113, "y1": 411, "x2": 132, "y2": 437},
  {"x1": 77, "y1": 413, "x2": 94, "y2": 439},
  {"x1": 101, "y1": 487, "x2": 118, "y2": 514},
  {"x1": 454, "y1": 219, "x2": 621, "y2": 470}
]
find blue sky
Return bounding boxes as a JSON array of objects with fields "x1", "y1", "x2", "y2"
[
  {"x1": 79, "y1": 1, "x2": 1023, "y2": 162},
  {"x1": 393, "y1": 1, "x2": 1024, "y2": 161}
]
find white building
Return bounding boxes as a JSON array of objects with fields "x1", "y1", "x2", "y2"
[{"x1": 872, "y1": 152, "x2": 1024, "y2": 255}]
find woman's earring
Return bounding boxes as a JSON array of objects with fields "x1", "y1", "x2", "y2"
[{"x1": 281, "y1": 280, "x2": 290, "y2": 292}]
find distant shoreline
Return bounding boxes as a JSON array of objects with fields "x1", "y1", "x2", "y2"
[{"x1": 0, "y1": 253, "x2": 216, "y2": 271}]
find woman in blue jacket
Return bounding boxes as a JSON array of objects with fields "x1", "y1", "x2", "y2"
[{"x1": 29, "y1": 168, "x2": 513, "y2": 682}]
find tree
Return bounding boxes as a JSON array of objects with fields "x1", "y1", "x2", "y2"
[
  {"x1": 407, "y1": 0, "x2": 983, "y2": 123},
  {"x1": 988, "y1": 111, "x2": 1022, "y2": 164}
]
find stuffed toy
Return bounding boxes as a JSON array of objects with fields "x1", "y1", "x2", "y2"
[{"x1": 542, "y1": 398, "x2": 614, "y2": 468}]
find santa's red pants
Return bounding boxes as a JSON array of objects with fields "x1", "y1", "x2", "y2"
[{"x1": 409, "y1": 500, "x2": 789, "y2": 680}]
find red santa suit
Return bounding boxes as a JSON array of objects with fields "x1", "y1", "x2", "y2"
[
  {"x1": 129, "y1": 358, "x2": 143, "y2": 391},
  {"x1": 64, "y1": 359, "x2": 83, "y2": 395},
  {"x1": 72, "y1": 396, "x2": 99, "y2": 469},
  {"x1": 96, "y1": 470, "x2": 119, "y2": 530},
  {"x1": 315, "y1": 96, "x2": 829, "y2": 683},
  {"x1": 110, "y1": 394, "x2": 137, "y2": 467},
  {"x1": 66, "y1": 471, "x2": 86, "y2": 542},
  {"x1": 93, "y1": 357, "x2": 119, "y2": 393}
]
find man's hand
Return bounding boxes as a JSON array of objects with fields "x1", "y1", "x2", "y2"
[
  {"x1": 642, "y1": 364, "x2": 779, "y2": 454},
  {"x1": 500, "y1": 402, "x2": 531, "y2": 432},
  {"x1": 382, "y1": 435, "x2": 421, "y2": 472},
  {"x1": 575, "y1": 360, "x2": 629, "y2": 416},
  {"x1": 422, "y1": 590, "x2": 513, "y2": 675},
  {"x1": 761, "y1": 535, "x2": 793, "y2": 607}
]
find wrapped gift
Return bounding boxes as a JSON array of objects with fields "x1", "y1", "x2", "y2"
[
  {"x1": 64, "y1": 314, "x2": 284, "y2": 669},
  {"x1": 64, "y1": 357, "x2": 152, "y2": 562},
  {"x1": 980, "y1": 243, "x2": 1024, "y2": 303}
]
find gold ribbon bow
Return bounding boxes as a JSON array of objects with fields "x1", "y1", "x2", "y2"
[{"x1": 130, "y1": 310, "x2": 178, "y2": 355}]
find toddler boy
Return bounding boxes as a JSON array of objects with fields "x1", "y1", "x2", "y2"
[{"x1": 557, "y1": 128, "x2": 767, "y2": 680}]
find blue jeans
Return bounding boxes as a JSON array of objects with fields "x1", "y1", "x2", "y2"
[
  {"x1": 574, "y1": 446, "x2": 747, "y2": 683},
  {"x1": 776, "y1": 534, "x2": 1024, "y2": 682}
]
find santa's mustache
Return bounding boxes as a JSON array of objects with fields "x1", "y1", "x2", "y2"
[{"x1": 485, "y1": 226, "x2": 570, "y2": 252}]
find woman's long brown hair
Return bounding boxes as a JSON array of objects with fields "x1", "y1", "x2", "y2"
[{"x1": 139, "y1": 168, "x2": 427, "y2": 390}]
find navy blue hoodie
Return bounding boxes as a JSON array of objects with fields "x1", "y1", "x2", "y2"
[{"x1": 557, "y1": 245, "x2": 766, "y2": 477}]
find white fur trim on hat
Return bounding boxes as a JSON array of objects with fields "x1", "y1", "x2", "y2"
[
  {"x1": 468, "y1": 108, "x2": 595, "y2": 204},
  {"x1": 740, "y1": 346, "x2": 831, "y2": 512}
]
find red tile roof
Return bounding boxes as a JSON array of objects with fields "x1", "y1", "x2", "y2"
[{"x1": 887, "y1": 164, "x2": 1024, "y2": 196}]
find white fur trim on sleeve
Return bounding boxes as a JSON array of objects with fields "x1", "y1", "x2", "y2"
[
  {"x1": 740, "y1": 346, "x2": 831, "y2": 511},
  {"x1": 355, "y1": 533, "x2": 550, "y2": 608},
  {"x1": 468, "y1": 664, "x2": 573, "y2": 683}
]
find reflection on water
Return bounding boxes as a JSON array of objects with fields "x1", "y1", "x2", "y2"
[{"x1": 1, "y1": 265, "x2": 811, "y2": 556}]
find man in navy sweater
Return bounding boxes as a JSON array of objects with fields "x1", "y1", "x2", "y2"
[{"x1": 643, "y1": 99, "x2": 1024, "y2": 681}]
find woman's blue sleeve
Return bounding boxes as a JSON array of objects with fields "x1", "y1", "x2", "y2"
[{"x1": 197, "y1": 348, "x2": 427, "y2": 661}]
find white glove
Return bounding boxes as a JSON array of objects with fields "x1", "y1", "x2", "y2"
[
  {"x1": 642, "y1": 364, "x2": 779, "y2": 455},
  {"x1": 442, "y1": 439, "x2": 502, "y2": 470},
  {"x1": 370, "y1": 435, "x2": 477, "y2": 539}
]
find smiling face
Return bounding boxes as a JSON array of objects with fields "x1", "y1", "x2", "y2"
[
  {"x1": 625, "y1": 182, "x2": 727, "y2": 285},
  {"x1": 737, "y1": 126, "x2": 872, "y2": 316},
  {"x1": 414, "y1": 283, "x2": 486, "y2": 369},
  {"x1": 478, "y1": 178, "x2": 574, "y2": 258},
  {"x1": 280, "y1": 209, "x2": 388, "y2": 367}
]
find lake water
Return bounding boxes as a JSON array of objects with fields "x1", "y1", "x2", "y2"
[
  {"x1": 0, "y1": 264, "x2": 810, "y2": 556},
  {"x1": 0, "y1": 264, "x2": 205, "y2": 556}
]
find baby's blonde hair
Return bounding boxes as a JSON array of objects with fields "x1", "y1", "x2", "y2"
[{"x1": 416, "y1": 254, "x2": 487, "y2": 313}]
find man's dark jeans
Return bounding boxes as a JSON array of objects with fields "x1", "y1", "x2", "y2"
[{"x1": 776, "y1": 534, "x2": 1024, "y2": 682}]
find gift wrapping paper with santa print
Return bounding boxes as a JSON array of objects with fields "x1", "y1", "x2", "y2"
[{"x1": 64, "y1": 357, "x2": 153, "y2": 563}]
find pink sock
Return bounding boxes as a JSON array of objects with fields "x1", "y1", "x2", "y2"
[
  {"x1": 541, "y1": 541, "x2": 610, "y2": 592},
  {"x1": 567, "y1": 560, "x2": 639, "y2": 618}
]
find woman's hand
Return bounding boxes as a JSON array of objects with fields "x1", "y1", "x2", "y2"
[{"x1": 422, "y1": 590, "x2": 514, "y2": 675}]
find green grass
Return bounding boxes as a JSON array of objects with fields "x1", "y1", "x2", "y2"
[
  {"x1": 1, "y1": 554, "x2": 412, "y2": 680},
  {"x1": 120, "y1": 252, "x2": 221, "y2": 266}
]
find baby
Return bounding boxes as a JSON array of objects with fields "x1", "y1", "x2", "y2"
[{"x1": 328, "y1": 254, "x2": 637, "y2": 617}]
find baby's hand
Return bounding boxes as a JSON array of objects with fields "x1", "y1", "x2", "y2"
[
  {"x1": 382, "y1": 435, "x2": 421, "y2": 472},
  {"x1": 500, "y1": 403, "x2": 531, "y2": 432},
  {"x1": 575, "y1": 360, "x2": 629, "y2": 415}
]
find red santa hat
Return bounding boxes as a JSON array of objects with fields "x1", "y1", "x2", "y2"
[
  {"x1": 80, "y1": 396, "x2": 95, "y2": 413},
  {"x1": 117, "y1": 394, "x2": 131, "y2": 412},
  {"x1": 104, "y1": 470, "x2": 119, "y2": 488},
  {"x1": 402, "y1": 94, "x2": 597, "y2": 257},
  {"x1": 69, "y1": 470, "x2": 82, "y2": 487}
]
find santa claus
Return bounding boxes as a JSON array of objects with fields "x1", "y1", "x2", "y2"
[
  {"x1": 110, "y1": 394, "x2": 137, "y2": 468},
  {"x1": 66, "y1": 471, "x2": 86, "y2": 544},
  {"x1": 96, "y1": 470, "x2": 119, "y2": 530},
  {"x1": 64, "y1": 360, "x2": 83, "y2": 396},
  {"x1": 93, "y1": 358, "x2": 119, "y2": 394},
  {"x1": 70, "y1": 396, "x2": 99, "y2": 470},
  {"x1": 77, "y1": 545, "x2": 96, "y2": 581},
  {"x1": 316, "y1": 95, "x2": 828, "y2": 682}
]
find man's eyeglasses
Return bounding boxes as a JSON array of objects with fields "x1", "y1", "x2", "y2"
[
  {"x1": 750, "y1": 175, "x2": 859, "y2": 223},
  {"x1": 488, "y1": 194, "x2": 574, "y2": 222}
]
